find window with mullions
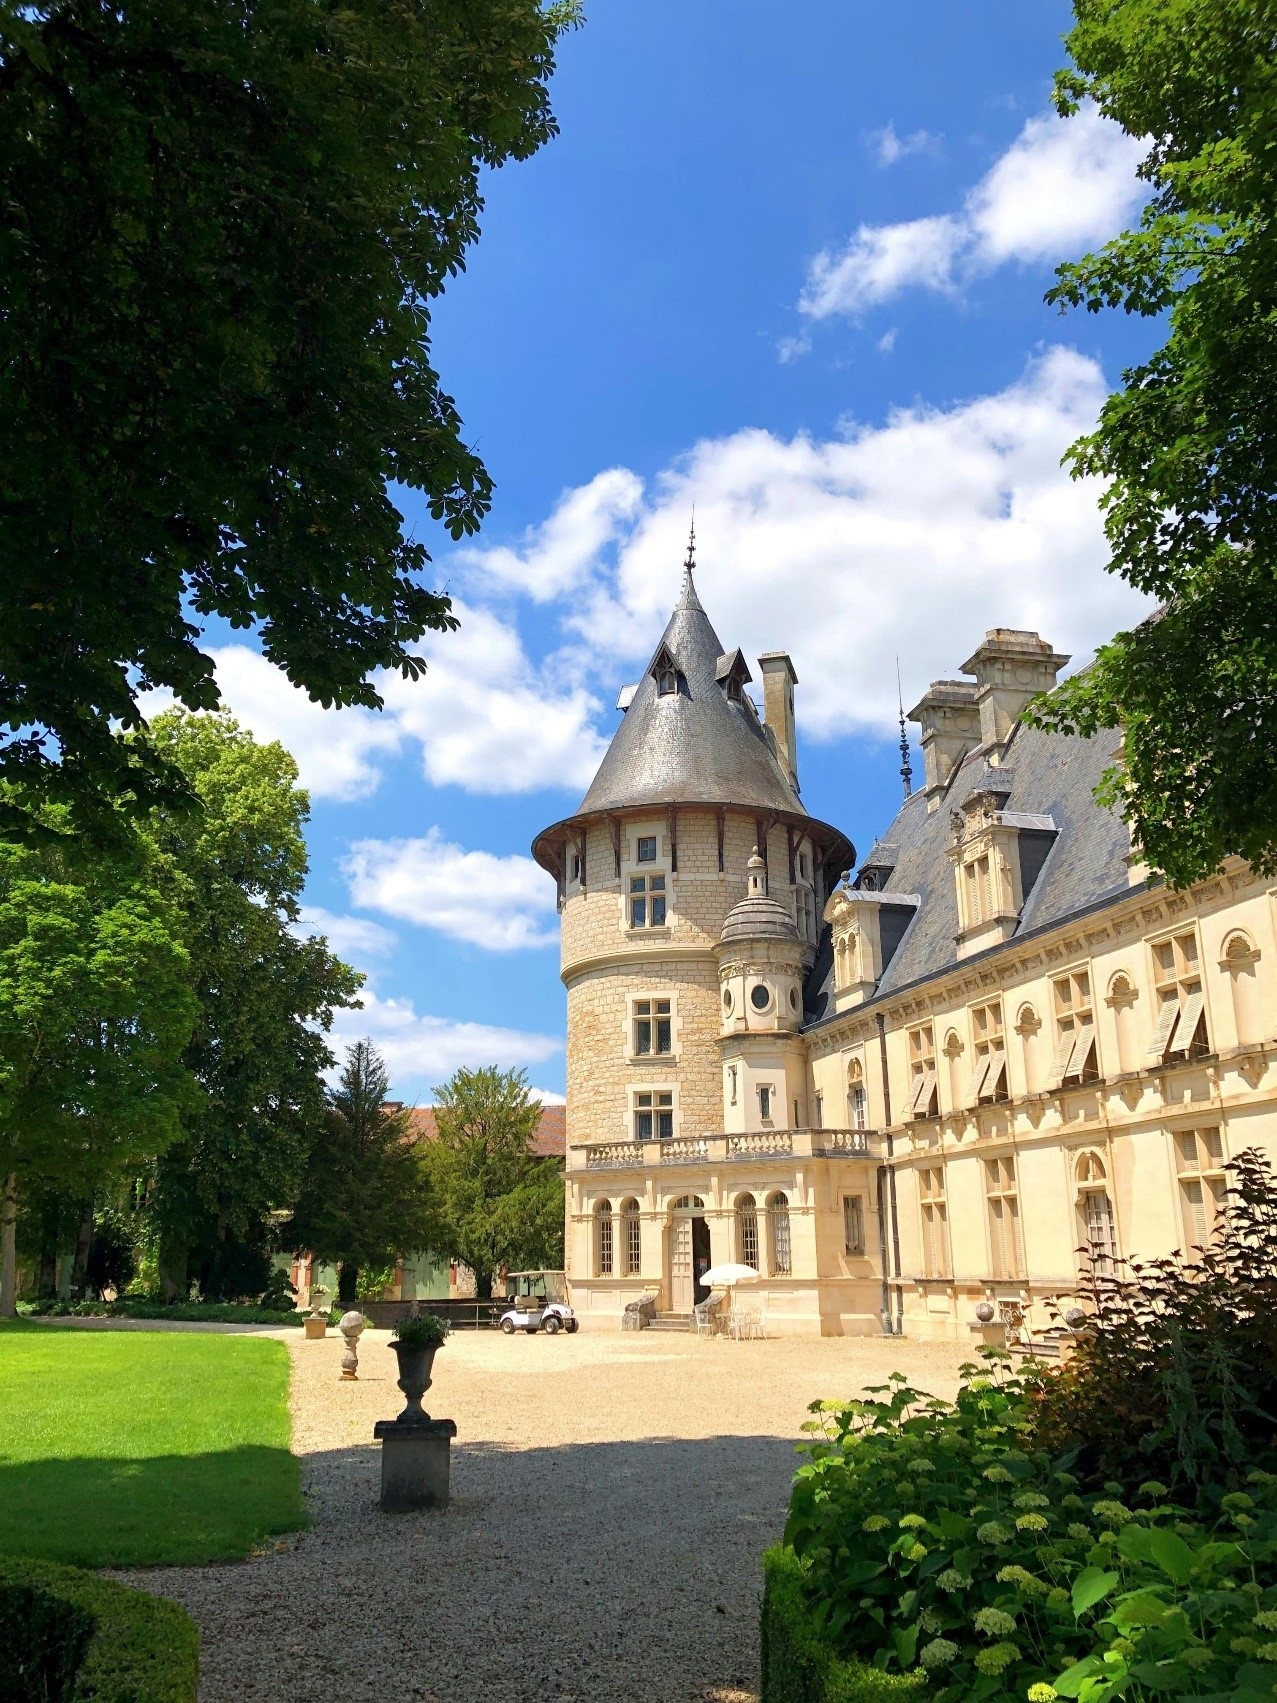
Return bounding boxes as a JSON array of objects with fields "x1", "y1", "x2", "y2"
[
  {"x1": 629, "y1": 873, "x2": 666, "y2": 928},
  {"x1": 1047, "y1": 969, "x2": 1098, "y2": 1088},
  {"x1": 843, "y1": 1194, "x2": 865, "y2": 1256},
  {"x1": 768, "y1": 1192, "x2": 792, "y2": 1276},
  {"x1": 1175, "y1": 1127, "x2": 1226, "y2": 1251},
  {"x1": 621, "y1": 1199, "x2": 641, "y2": 1276},
  {"x1": 634, "y1": 1090, "x2": 673, "y2": 1141},
  {"x1": 633, "y1": 998, "x2": 672, "y2": 1056},
  {"x1": 596, "y1": 1200, "x2": 613, "y2": 1277},
  {"x1": 737, "y1": 1193, "x2": 760, "y2": 1268},
  {"x1": 1148, "y1": 932, "x2": 1209, "y2": 1064},
  {"x1": 970, "y1": 1002, "x2": 1008, "y2": 1104},
  {"x1": 907, "y1": 1024, "x2": 938, "y2": 1119}
]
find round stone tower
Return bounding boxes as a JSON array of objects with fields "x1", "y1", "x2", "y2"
[
  {"x1": 717, "y1": 849, "x2": 809, "y2": 1133},
  {"x1": 532, "y1": 537, "x2": 854, "y2": 1201}
]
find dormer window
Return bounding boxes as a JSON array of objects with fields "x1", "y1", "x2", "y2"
[
  {"x1": 651, "y1": 644, "x2": 679, "y2": 697},
  {"x1": 715, "y1": 648, "x2": 753, "y2": 707}
]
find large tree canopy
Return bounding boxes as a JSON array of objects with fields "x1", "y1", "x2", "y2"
[
  {"x1": 0, "y1": 0, "x2": 574, "y2": 824},
  {"x1": 1034, "y1": 0, "x2": 1277, "y2": 885}
]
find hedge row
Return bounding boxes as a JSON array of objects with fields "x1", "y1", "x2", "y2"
[
  {"x1": 0, "y1": 1556, "x2": 198, "y2": 1702},
  {"x1": 22, "y1": 1299, "x2": 304, "y2": 1325},
  {"x1": 760, "y1": 1547, "x2": 930, "y2": 1703}
]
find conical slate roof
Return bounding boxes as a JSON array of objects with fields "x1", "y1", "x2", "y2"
[{"x1": 576, "y1": 569, "x2": 804, "y2": 816}]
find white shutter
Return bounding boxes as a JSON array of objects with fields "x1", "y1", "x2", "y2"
[
  {"x1": 1145, "y1": 998, "x2": 1181, "y2": 1065},
  {"x1": 970, "y1": 1053, "x2": 992, "y2": 1103},
  {"x1": 1168, "y1": 989, "x2": 1205, "y2": 1057},
  {"x1": 985, "y1": 1050, "x2": 1007, "y2": 1101},
  {"x1": 910, "y1": 1070, "x2": 930, "y2": 1115},
  {"x1": 1066, "y1": 1023, "x2": 1096, "y2": 1083},
  {"x1": 1045, "y1": 1029, "x2": 1076, "y2": 1089}
]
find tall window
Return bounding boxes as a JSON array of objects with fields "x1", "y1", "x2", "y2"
[
  {"x1": 728, "y1": 1064, "x2": 738, "y2": 1105},
  {"x1": 737, "y1": 1193, "x2": 760, "y2": 1269},
  {"x1": 1148, "y1": 931, "x2": 1208, "y2": 1063},
  {"x1": 628, "y1": 872, "x2": 666, "y2": 928},
  {"x1": 758, "y1": 1083, "x2": 773, "y2": 1122},
  {"x1": 814, "y1": 1091, "x2": 824, "y2": 1130},
  {"x1": 768, "y1": 1192, "x2": 792, "y2": 1276},
  {"x1": 1174, "y1": 1127, "x2": 1226, "y2": 1251},
  {"x1": 796, "y1": 885, "x2": 816, "y2": 941},
  {"x1": 847, "y1": 1057, "x2": 868, "y2": 1129},
  {"x1": 633, "y1": 997, "x2": 672, "y2": 1056},
  {"x1": 919, "y1": 1166, "x2": 949, "y2": 1276},
  {"x1": 984, "y1": 1156, "x2": 1022, "y2": 1278},
  {"x1": 962, "y1": 850, "x2": 998, "y2": 925},
  {"x1": 1048, "y1": 969, "x2": 1098, "y2": 1087},
  {"x1": 1075, "y1": 1151, "x2": 1116, "y2": 1274},
  {"x1": 621, "y1": 1199, "x2": 641, "y2": 1276},
  {"x1": 596, "y1": 1200, "x2": 614, "y2": 1276},
  {"x1": 634, "y1": 1090, "x2": 673, "y2": 1141},
  {"x1": 970, "y1": 1002, "x2": 1008, "y2": 1104},
  {"x1": 843, "y1": 1194, "x2": 865, "y2": 1256},
  {"x1": 907, "y1": 1024, "x2": 938, "y2": 1119}
]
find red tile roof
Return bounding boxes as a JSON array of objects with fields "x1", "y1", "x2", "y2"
[{"x1": 394, "y1": 1102, "x2": 565, "y2": 1160}]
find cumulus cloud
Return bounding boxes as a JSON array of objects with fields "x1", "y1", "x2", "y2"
[
  {"x1": 342, "y1": 829, "x2": 558, "y2": 952},
  {"x1": 800, "y1": 105, "x2": 1145, "y2": 319},
  {"x1": 456, "y1": 468, "x2": 643, "y2": 601},
  {"x1": 465, "y1": 347, "x2": 1152, "y2": 742},
  {"x1": 296, "y1": 906, "x2": 397, "y2": 965},
  {"x1": 328, "y1": 989, "x2": 562, "y2": 1097},
  {"x1": 869, "y1": 122, "x2": 941, "y2": 168}
]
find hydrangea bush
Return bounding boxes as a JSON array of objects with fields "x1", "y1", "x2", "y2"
[{"x1": 785, "y1": 1354, "x2": 1277, "y2": 1701}]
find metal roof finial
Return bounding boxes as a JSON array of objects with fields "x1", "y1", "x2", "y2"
[
  {"x1": 678, "y1": 509, "x2": 700, "y2": 608},
  {"x1": 897, "y1": 657, "x2": 913, "y2": 800}
]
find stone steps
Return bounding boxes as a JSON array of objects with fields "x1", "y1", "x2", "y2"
[{"x1": 646, "y1": 1312, "x2": 692, "y2": 1333}]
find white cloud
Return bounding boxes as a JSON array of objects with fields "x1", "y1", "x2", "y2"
[
  {"x1": 464, "y1": 347, "x2": 1152, "y2": 743},
  {"x1": 870, "y1": 122, "x2": 941, "y2": 168},
  {"x1": 297, "y1": 906, "x2": 397, "y2": 964},
  {"x1": 328, "y1": 990, "x2": 562, "y2": 1097},
  {"x1": 457, "y1": 468, "x2": 643, "y2": 601},
  {"x1": 377, "y1": 600, "x2": 608, "y2": 795},
  {"x1": 343, "y1": 828, "x2": 558, "y2": 952},
  {"x1": 800, "y1": 105, "x2": 1145, "y2": 319},
  {"x1": 876, "y1": 328, "x2": 898, "y2": 354}
]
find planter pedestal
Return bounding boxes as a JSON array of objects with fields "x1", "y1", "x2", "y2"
[
  {"x1": 304, "y1": 1317, "x2": 328, "y2": 1340},
  {"x1": 373, "y1": 1418, "x2": 457, "y2": 1511}
]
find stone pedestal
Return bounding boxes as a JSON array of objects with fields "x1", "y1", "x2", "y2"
[
  {"x1": 338, "y1": 1309, "x2": 366, "y2": 1379},
  {"x1": 374, "y1": 1418, "x2": 458, "y2": 1512},
  {"x1": 304, "y1": 1317, "x2": 328, "y2": 1340}
]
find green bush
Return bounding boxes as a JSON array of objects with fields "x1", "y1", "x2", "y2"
[
  {"x1": 23, "y1": 1298, "x2": 303, "y2": 1325},
  {"x1": 783, "y1": 1355, "x2": 1277, "y2": 1702},
  {"x1": 0, "y1": 1555, "x2": 198, "y2": 1701},
  {"x1": 391, "y1": 1312, "x2": 450, "y2": 1349},
  {"x1": 762, "y1": 1546, "x2": 931, "y2": 1702}
]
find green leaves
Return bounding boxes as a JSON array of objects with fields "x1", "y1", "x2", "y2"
[
  {"x1": 1116, "y1": 1521, "x2": 1196, "y2": 1584},
  {"x1": 1071, "y1": 1567, "x2": 1120, "y2": 1617}
]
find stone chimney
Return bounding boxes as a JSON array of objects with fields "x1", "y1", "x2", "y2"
[
  {"x1": 908, "y1": 680, "x2": 980, "y2": 809},
  {"x1": 759, "y1": 652, "x2": 799, "y2": 791},
  {"x1": 960, "y1": 630, "x2": 1070, "y2": 754}
]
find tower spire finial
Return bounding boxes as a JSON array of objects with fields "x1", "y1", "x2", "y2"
[
  {"x1": 897, "y1": 657, "x2": 913, "y2": 800},
  {"x1": 677, "y1": 508, "x2": 702, "y2": 609}
]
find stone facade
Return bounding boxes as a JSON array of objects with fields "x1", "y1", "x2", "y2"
[{"x1": 535, "y1": 570, "x2": 1277, "y2": 1341}]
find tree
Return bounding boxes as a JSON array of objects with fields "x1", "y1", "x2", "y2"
[
  {"x1": 290, "y1": 1041, "x2": 437, "y2": 1307},
  {"x1": 0, "y1": 835, "x2": 196, "y2": 1314},
  {"x1": 1032, "y1": 0, "x2": 1277, "y2": 885},
  {"x1": 140, "y1": 711, "x2": 360, "y2": 1300},
  {"x1": 423, "y1": 1067, "x2": 564, "y2": 1298},
  {"x1": 0, "y1": 0, "x2": 577, "y2": 827}
]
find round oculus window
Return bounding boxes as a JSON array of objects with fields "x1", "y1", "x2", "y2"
[
  {"x1": 722, "y1": 989, "x2": 733, "y2": 1014},
  {"x1": 789, "y1": 988, "x2": 799, "y2": 1010},
  {"x1": 750, "y1": 983, "x2": 771, "y2": 1012}
]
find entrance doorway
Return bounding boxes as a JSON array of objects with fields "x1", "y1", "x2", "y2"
[{"x1": 667, "y1": 1196, "x2": 711, "y2": 1312}]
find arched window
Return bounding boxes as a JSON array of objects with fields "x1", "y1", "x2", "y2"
[
  {"x1": 651, "y1": 644, "x2": 679, "y2": 697},
  {"x1": 595, "y1": 1200, "x2": 614, "y2": 1277},
  {"x1": 1075, "y1": 1151, "x2": 1116, "y2": 1274},
  {"x1": 847, "y1": 1057, "x2": 867, "y2": 1130},
  {"x1": 767, "y1": 1192, "x2": 792, "y2": 1276},
  {"x1": 736, "y1": 1192, "x2": 760, "y2": 1269},
  {"x1": 620, "y1": 1198, "x2": 641, "y2": 1277}
]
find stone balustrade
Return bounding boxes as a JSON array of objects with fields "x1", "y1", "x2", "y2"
[{"x1": 574, "y1": 1127, "x2": 873, "y2": 1171}]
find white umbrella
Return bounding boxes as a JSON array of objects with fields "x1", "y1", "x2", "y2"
[{"x1": 700, "y1": 1263, "x2": 759, "y2": 1288}]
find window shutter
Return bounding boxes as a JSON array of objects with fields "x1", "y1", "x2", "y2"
[
  {"x1": 919, "y1": 1065, "x2": 936, "y2": 1115},
  {"x1": 1146, "y1": 997, "x2": 1181, "y2": 1064},
  {"x1": 909, "y1": 1070, "x2": 929, "y2": 1115},
  {"x1": 1167, "y1": 989, "x2": 1205, "y2": 1057},
  {"x1": 1045, "y1": 1029, "x2": 1075, "y2": 1089},
  {"x1": 985, "y1": 1050, "x2": 1007, "y2": 1101},
  {"x1": 970, "y1": 1053, "x2": 992, "y2": 1103},
  {"x1": 1066, "y1": 1024, "x2": 1096, "y2": 1083}
]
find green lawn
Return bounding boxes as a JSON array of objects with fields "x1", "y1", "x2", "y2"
[{"x1": 0, "y1": 1323, "x2": 305, "y2": 1566}]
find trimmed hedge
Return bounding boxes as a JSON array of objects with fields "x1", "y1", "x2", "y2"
[
  {"x1": 0, "y1": 1556, "x2": 198, "y2": 1702},
  {"x1": 761, "y1": 1547, "x2": 931, "y2": 1703},
  {"x1": 22, "y1": 1299, "x2": 304, "y2": 1325}
]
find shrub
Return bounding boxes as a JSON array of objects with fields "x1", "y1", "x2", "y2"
[
  {"x1": 391, "y1": 1313, "x2": 450, "y2": 1349},
  {"x1": 0, "y1": 1555, "x2": 198, "y2": 1701},
  {"x1": 784, "y1": 1356, "x2": 1277, "y2": 1702},
  {"x1": 761, "y1": 1546, "x2": 931, "y2": 1702},
  {"x1": 1032, "y1": 1147, "x2": 1277, "y2": 1493},
  {"x1": 23, "y1": 1298, "x2": 303, "y2": 1325}
]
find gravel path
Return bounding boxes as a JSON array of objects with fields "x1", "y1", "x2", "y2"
[{"x1": 124, "y1": 1327, "x2": 970, "y2": 1703}]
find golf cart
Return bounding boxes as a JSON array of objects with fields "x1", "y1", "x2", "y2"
[{"x1": 499, "y1": 1269, "x2": 577, "y2": 1335}]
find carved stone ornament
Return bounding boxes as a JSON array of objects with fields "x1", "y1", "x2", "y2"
[{"x1": 339, "y1": 1309, "x2": 366, "y2": 1381}]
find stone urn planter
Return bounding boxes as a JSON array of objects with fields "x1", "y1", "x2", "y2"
[{"x1": 390, "y1": 1339, "x2": 439, "y2": 1423}]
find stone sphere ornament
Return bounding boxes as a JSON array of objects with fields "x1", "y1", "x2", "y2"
[
  {"x1": 1063, "y1": 1305, "x2": 1087, "y2": 1331},
  {"x1": 974, "y1": 1300, "x2": 996, "y2": 1323},
  {"x1": 339, "y1": 1309, "x2": 366, "y2": 1380}
]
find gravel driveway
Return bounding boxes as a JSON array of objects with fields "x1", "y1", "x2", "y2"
[{"x1": 125, "y1": 1327, "x2": 969, "y2": 1703}]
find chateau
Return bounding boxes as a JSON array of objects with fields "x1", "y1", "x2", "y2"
[{"x1": 532, "y1": 551, "x2": 1277, "y2": 1340}]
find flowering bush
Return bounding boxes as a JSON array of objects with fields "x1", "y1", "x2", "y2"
[{"x1": 784, "y1": 1353, "x2": 1277, "y2": 1700}]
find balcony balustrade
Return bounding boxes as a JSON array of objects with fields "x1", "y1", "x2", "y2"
[{"x1": 575, "y1": 1128, "x2": 873, "y2": 1171}]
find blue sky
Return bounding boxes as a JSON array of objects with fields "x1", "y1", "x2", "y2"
[{"x1": 189, "y1": 1, "x2": 1161, "y2": 1103}]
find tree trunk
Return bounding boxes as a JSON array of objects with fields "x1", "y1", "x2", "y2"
[
  {"x1": 0, "y1": 1174, "x2": 18, "y2": 1318},
  {"x1": 474, "y1": 1265, "x2": 493, "y2": 1300},
  {"x1": 69, "y1": 1200, "x2": 95, "y2": 1298},
  {"x1": 159, "y1": 1235, "x2": 188, "y2": 1303},
  {"x1": 338, "y1": 1261, "x2": 359, "y2": 1306}
]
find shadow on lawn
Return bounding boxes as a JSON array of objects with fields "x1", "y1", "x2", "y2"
[{"x1": 0, "y1": 1444, "x2": 306, "y2": 1568}]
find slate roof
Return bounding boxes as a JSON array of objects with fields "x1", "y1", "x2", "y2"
[
  {"x1": 575, "y1": 568, "x2": 805, "y2": 818},
  {"x1": 803, "y1": 720, "x2": 1134, "y2": 1025}
]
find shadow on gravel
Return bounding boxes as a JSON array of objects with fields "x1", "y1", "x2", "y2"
[{"x1": 137, "y1": 1433, "x2": 797, "y2": 1703}]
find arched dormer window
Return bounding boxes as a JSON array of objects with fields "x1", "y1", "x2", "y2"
[
  {"x1": 715, "y1": 647, "x2": 752, "y2": 706},
  {"x1": 651, "y1": 644, "x2": 679, "y2": 697}
]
